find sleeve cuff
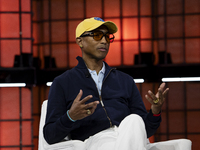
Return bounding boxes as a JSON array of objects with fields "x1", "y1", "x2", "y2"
[
  {"x1": 150, "y1": 109, "x2": 161, "y2": 117},
  {"x1": 60, "y1": 112, "x2": 76, "y2": 128},
  {"x1": 153, "y1": 113, "x2": 161, "y2": 117},
  {"x1": 148, "y1": 109, "x2": 161, "y2": 122}
]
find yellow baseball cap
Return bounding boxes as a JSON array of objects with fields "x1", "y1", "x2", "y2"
[{"x1": 76, "y1": 17, "x2": 118, "y2": 38}]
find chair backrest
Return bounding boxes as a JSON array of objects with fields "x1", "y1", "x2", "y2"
[
  {"x1": 38, "y1": 100, "x2": 48, "y2": 150},
  {"x1": 38, "y1": 100, "x2": 86, "y2": 150}
]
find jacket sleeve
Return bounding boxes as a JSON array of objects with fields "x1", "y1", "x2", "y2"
[
  {"x1": 129, "y1": 80, "x2": 161, "y2": 138},
  {"x1": 43, "y1": 78, "x2": 79, "y2": 144}
]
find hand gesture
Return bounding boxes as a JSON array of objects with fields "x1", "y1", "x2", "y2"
[
  {"x1": 145, "y1": 83, "x2": 169, "y2": 114},
  {"x1": 68, "y1": 89, "x2": 99, "y2": 121}
]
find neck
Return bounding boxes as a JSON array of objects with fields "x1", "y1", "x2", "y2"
[{"x1": 83, "y1": 58, "x2": 103, "y2": 74}]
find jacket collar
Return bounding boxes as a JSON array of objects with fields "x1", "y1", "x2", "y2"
[{"x1": 75, "y1": 56, "x2": 115, "y2": 78}]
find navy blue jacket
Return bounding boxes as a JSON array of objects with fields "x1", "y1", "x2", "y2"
[{"x1": 44, "y1": 56, "x2": 161, "y2": 144}]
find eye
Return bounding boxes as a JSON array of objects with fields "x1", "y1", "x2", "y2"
[
  {"x1": 93, "y1": 32, "x2": 102, "y2": 37},
  {"x1": 106, "y1": 33, "x2": 110, "y2": 38}
]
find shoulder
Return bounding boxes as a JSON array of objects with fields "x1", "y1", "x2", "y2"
[
  {"x1": 52, "y1": 68, "x2": 76, "y2": 85},
  {"x1": 104, "y1": 62, "x2": 133, "y2": 80},
  {"x1": 55, "y1": 68, "x2": 77, "y2": 80},
  {"x1": 113, "y1": 69, "x2": 134, "y2": 81}
]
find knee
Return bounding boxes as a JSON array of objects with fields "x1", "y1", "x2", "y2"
[
  {"x1": 126, "y1": 114, "x2": 143, "y2": 121},
  {"x1": 123, "y1": 114, "x2": 144, "y2": 125},
  {"x1": 119, "y1": 114, "x2": 146, "y2": 137}
]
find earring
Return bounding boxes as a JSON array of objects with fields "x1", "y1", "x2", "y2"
[{"x1": 80, "y1": 45, "x2": 83, "y2": 48}]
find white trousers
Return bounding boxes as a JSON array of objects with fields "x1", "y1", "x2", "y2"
[{"x1": 84, "y1": 114, "x2": 148, "y2": 150}]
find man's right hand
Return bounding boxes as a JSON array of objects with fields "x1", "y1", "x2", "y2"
[{"x1": 68, "y1": 89, "x2": 99, "y2": 121}]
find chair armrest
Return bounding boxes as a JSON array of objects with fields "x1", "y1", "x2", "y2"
[
  {"x1": 39, "y1": 100, "x2": 86, "y2": 150},
  {"x1": 147, "y1": 139, "x2": 192, "y2": 150},
  {"x1": 43, "y1": 140, "x2": 85, "y2": 150}
]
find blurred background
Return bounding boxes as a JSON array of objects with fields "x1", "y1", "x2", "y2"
[{"x1": 0, "y1": 0, "x2": 200, "y2": 149}]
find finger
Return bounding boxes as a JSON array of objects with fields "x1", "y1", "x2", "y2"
[
  {"x1": 155, "y1": 83, "x2": 166, "y2": 97},
  {"x1": 163, "y1": 88, "x2": 169, "y2": 98},
  {"x1": 158, "y1": 88, "x2": 162, "y2": 100},
  {"x1": 145, "y1": 95, "x2": 154, "y2": 105},
  {"x1": 85, "y1": 109, "x2": 93, "y2": 115},
  {"x1": 80, "y1": 95, "x2": 93, "y2": 104},
  {"x1": 74, "y1": 89, "x2": 83, "y2": 102},
  {"x1": 88, "y1": 102, "x2": 99, "y2": 114},
  {"x1": 159, "y1": 83, "x2": 166, "y2": 92},
  {"x1": 85, "y1": 101, "x2": 99, "y2": 109},
  {"x1": 148, "y1": 90, "x2": 157, "y2": 100}
]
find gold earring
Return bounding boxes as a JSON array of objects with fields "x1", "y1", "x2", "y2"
[{"x1": 80, "y1": 45, "x2": 83, "y2": 48}]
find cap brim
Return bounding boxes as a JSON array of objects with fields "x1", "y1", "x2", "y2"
[{"x1": 103, "y1": 21, "x2": 118, "y2": 34}]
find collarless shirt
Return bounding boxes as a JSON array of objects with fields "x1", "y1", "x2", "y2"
[{"x1": 88, "y1": 62, "x2": 105, "y2": 95}]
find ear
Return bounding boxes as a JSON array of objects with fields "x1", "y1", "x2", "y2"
[{"x1": 76, "y1": 37, "x2": 83, "y2": 48}]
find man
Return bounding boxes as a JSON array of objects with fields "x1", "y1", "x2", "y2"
[{"x1": 43, "y1": 17, "x2": 169, "y2": 150}]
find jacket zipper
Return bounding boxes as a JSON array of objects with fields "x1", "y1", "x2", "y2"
[
  {"x1": 99, "y1": 95, "x2": 112, "y2": 127},
  {"x1": 94, "y1": 68, "x2": 116, "y2": 128}
]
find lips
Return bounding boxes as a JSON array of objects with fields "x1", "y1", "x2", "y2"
[{"x1": 98, "y1": 47, "x2": 107, "y2": 52}]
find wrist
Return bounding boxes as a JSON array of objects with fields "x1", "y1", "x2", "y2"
[
  {"x1": 151, "y1": 109, "x2": 161, "y2": 116},
  {"x1": 153, "y1": 113, "x2": 161, "y2": 117},
  {"x1": 152, "y1": 110, "x2": 160, "y2": 115},
  {"x1": 151, "y1": 105, "x2": 161, "y2": 114},
  {"x1": 67, "y1": 110, "x2": 76, "y2": 122}
]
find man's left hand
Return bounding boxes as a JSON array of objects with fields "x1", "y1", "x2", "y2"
[{"x1": 145, "y1": 83, "x2": 169, "y2": 114}]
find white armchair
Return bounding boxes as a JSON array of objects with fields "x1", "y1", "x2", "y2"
[
  {"x1": 38, "y1": 100, "x2": 86, "y2": 150},
  {"x1": 39, "y1": 100, "x2": 192, "y2": 150}
]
